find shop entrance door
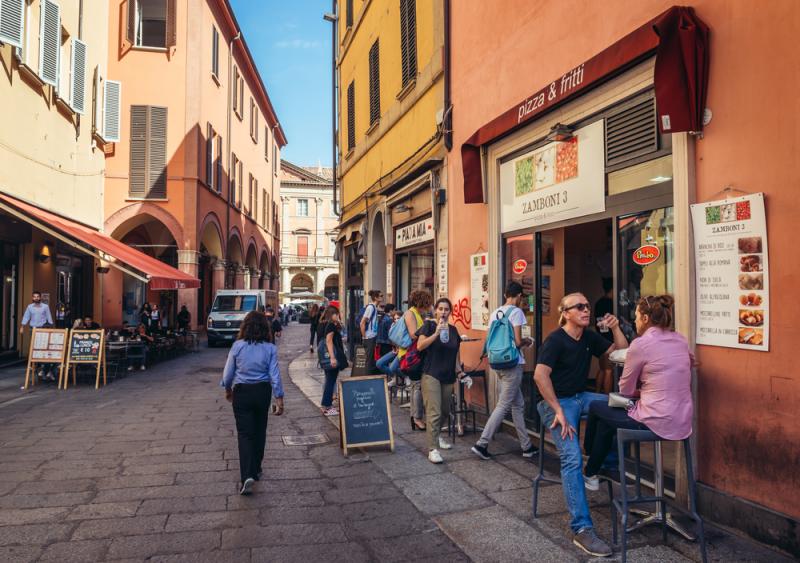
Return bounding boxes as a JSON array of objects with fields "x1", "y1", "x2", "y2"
[{"x1": 0, "y1": 243, "x2": 19, "y2": 355}]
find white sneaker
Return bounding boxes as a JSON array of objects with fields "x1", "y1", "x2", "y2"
[
  {"x1": 127, "y1": 365, "x2": 133, "y2": 371},
  {"x1": 324, "y1": 407, "x2": 339, "y2": 417},
  {"x1": 428, "y1": 449, "x2": 443, "y2": 464},
  {"x1": 387, "y1": 379, "x2": 396, "y2": 388},
  {"x1": 583, "y1": 474, "x2": 600, "y2": 491},
  {"x1": 438, "y1": 437, "x2": 452, "y2": 450},
  {"x1": 140, "y1": 365, "x2": 146, "y2": 371}
]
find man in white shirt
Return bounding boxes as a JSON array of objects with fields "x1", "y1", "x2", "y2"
[
  {"x1": 359, "y1": 289, "x2": 383, "y2": 374},
  {"x1": 472, "y1": 281, "x2": 537, "y2": 460},
  {"x1": 19, "y1": 291, "x2": 55, "y2": 381}
]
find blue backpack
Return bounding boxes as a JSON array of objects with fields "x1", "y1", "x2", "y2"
[{"x1": 482, "y1": 307, "x2": 520, "y2": 370}]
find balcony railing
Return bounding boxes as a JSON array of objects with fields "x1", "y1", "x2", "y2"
[{"x1": 281, "y1": 254, "x2": 338, "y2": 267}]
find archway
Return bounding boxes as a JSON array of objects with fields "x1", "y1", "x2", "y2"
[
  {"x1": 259, "y1": 249, "x2": 270, "y2": 290},
  {"x1": 244, "y1": 240, "x2": 259, "y2": 290},
  {"x1": 370, "y1": 211, "x2": 386, "y2": 292},
  {"x1": 324, "y1": 274, "x2": 339, "y2": 301},
  {"x1": 226, "y1": 229, "x2": 244, "y2": 288},
  {"x1": 199, "y1": 214, "x2": 224, "y2": 317},
  {"x1": 290, "y1": 273, "x2": 314, "y2": 293}
]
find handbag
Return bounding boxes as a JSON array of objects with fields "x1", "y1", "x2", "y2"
[
  {"x1": 399, "y1": 341, "x2": 424, "y2": 377},
  {"x1": 317, "y1": 338, "x2": 332, "y2": 370},
  {"x1": 608, "y1": 392, "x2": 637, "y2": 409}
]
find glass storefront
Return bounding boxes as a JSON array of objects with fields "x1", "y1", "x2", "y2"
[{"x1": 395, "y1": 244, "x2": 434, "y2": 309}]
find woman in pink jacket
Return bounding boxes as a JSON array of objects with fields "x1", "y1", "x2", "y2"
[{"x1": 582, "y1": 295, "x2": 693, "y2": 490}]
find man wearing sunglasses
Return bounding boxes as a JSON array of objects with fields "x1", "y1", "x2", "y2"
[{"x1": 533, "y1": 292, "x2": 628, "y2": 557}]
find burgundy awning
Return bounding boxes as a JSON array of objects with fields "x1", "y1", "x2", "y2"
[{"x1": 461, "y1": 5, "x2": 710, "y2": 204}]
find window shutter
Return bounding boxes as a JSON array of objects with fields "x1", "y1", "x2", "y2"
[
  {"x1": 129, "y1": 105, "x2": 147, "y2": 197},
  {"x1": 0, "y1": 0, "x2": 25, "y2": 48},
  {"x1": 237, "y1": 160, "x2": 243, "y2": 207},
  {"x1": 126, "y1": 0, "x2": 136, "y2": 44},
  {"x1": 165, "y1": 0, "x2": 176, "y2": 48},
  {"x1": 400, "y1": 0, "x2": 417, "y2": 86},
  {"x1": 347, "y1": 80, "x2": 355, "y2": 151},
  {"x1": 206, "y1": 123, "x2": 213, "y2": 187},
  {"x1": 345, "y1": 0, "x2": 353, "y2": 27},
  {"x1": 230, "y1": 154, "x2": 237, "y2": 203},
  {"x1": 148, "y1": 106, "x2": 168, "y2": 198},
  {"x1": 103, "y1": 80, "x2": 122, "y2": 142},
  {"x1": 69, "y1": 39, "x2": 87, "y2": 114},
  {"x1": 605, "y1": 96, "x2": 658, "y2": 167},
  {"x1": 368, "y1": 39, "x2": 380, "y2": 126},
  {"x1": 215, "y1": 135, "x2": 223, "y2": 192},
  {"x1": 264, "y1": 126, "x2": 268, "y2": 160},
  {"x1": 38, "y1": 0, "x2": 60, "y2": 87},
  {"x1": 211, "y1": 26, "x2": 219, "y2": 76}
]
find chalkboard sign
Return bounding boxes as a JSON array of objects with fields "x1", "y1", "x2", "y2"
[
  {"x1": 350, "y1": 345, "x2": 369, "y2": 376},
  {"x1": 338, "y1": 375, "x2": 394, "y2": 455},
  {"x1": 24, "y1": 328, "x2": 68, "y2": 390},
  {"x1": 65, "y1": 330, "x2": 106, "y2": 390}
]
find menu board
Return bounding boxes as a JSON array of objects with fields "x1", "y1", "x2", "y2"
[
  {"x1": 68, "y1": 330, "x2": 104, "y2": 362},
  {"x1": 30, "y1": 329, "x2": 67, "y2": 361},
  {"x1": 691, "y1": 193, "x2": 769, "y2": 351},
  {"x1": 470, "y1": 253, "x2": 490, "y2": 330},
  {"x1": 338, "y1": 376, "x2": 394, "y2": 455}
]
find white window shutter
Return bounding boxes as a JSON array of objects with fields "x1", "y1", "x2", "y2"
[
  {"x1": 38, "y1": 0, "x2": 60, "y2": 87},
  {"x1": 93, "y1": 69, "x2": 102, "y2": 134},
  {"x1": 70, "y1": 38, "x2": 87, "y2": 114},
  {"x1": 103, "y1": 80, "x2": 122, "y2": 142},
  {"x1": 0, "y1": 0, "x2": 25, "y2": 48}
]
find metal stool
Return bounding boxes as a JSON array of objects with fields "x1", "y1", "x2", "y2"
[
  {"x1": 532, "y1": 414, "x2": 613, "y2": 519},
  {"x1": 613, "y1": 428, "x2": 707, "y2": 563}
]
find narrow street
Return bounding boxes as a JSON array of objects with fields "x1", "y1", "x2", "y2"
[{"x1": 0, "y1": 324, "x2": 787, "y2": 562}]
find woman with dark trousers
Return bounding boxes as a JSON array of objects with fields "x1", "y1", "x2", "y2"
[
  {"x1": 221, "y1": 311, "x2": 284, "y2": 495},
  {"x1": 321, "y1": 306, "x2": 348, "y2": 416},
  {"x1": 309, "y1": 304, "x2": 320, "y2": 352}
]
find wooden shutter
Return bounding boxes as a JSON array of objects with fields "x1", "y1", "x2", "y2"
[
  {"x1": 0, "y1": 0, "x2": 25, "y2": 48},
  {"x1": 346, "y1": 80, "x2": 355, "y2": 151},
  {"x1": 248, "y1": 173, "x2": 253, "y2": 216},
  {"x1": 297, "y1": 236, "x2": 308, "y2": 257},
  {"x1": 129, "y1": 105, "x2": 148, "y2": 197},
  {"x1": 126, "y1": 0, "x2": 136, "y2": 44},
  {"x1": 165, "y1": 0, "x2": 176, "y2": 48},
  {"x1": 237, "y1": 160, "x2": 243, "y2": 207},
  {"x1": 211, "y1": 26, "x2": 219, "y2": 76},
  {"x1": 264, "y1": 126, "x2": 268, "y2": 160},
  {"x1": 253, "y1": 179, "x2": 258, "y2": 220},
  {"x1": 232, "y1": 67, "x2": 238, "y2": 112},
  {"x1": 368, "y1": 39, "x2": 380, "y2": 126},
  {"x1": 345, "y1": 0, "x2": 353, "y2": 27},
  {"x1": 70, "y1": 39, "x2": 87, "y2": 114},
  {"x1": 215, "y1": 135, "x2": 223, "y2": 192},
  {"x1": 38, "y1": 0, "x2": 60, "y2": 87},
  {"x1": 148, "y1": 106, "x2": 168, "y2": 198},
  {"x1": 205, "y1": 123, "x2": 213, "y2": 186},
  {"x1": 400, "y1": 0, "x2": 417, "y2": 86},
  {"x1": 263, "y1": 189, "x2": 268, "y2": 228},
  {"x1": 103, "y1": 80, "x2": 122, "y2": 142},
  {"x1": 230, "y1": 154, "x2": 237, "y2": 203}
]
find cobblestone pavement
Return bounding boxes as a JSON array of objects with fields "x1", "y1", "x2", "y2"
[{"x1": 0, "y1": 323, "x2": 790, "y2": 562}]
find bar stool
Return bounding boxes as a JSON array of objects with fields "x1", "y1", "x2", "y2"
[
  {"x1": 532, "y1": 415, "x2": 613, "y2": 519},
  {"x1": 612, "y1": 428, "x2": 707, "y2": 563}
]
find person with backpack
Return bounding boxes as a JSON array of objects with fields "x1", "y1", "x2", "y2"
[
  {"x1": 319, "y1": 306, "x2": 348, "y2": 416},
  {"x1": 359, "y1": 289, "x2": 383, "y2": 374},
  {"x1": 471, "y1": 281, "x2": 537, "y2": 460},
  {"x1": 376, "y1": 308, "x2": 402, "y2": 383},
  {"x1": 532, "y1": 292, "x2": 627, "y2": 557},
  {"x1": 399, "y1": 290, "x2": 433, "y2": 431}
]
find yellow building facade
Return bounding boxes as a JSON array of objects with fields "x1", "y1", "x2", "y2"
[{"x1": 336, "y1": 0, "x2": 448, "y2": 339}]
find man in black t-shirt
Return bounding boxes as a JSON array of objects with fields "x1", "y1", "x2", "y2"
[{"x1": 533, "y1": 292, "x2": 628, "y2": 558}]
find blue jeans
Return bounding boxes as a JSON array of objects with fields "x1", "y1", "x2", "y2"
[
  {"x1": 376, "y1": 352, "x2": 399, "y2": 376},
  {"x1": 537, "y1": 391, "x2": 607, "y2": 533},
  {"x1": 321, "y1": 368, "x2": 339, "y2": 408}
]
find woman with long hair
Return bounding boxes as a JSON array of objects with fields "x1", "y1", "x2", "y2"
[
  {"x1": 321, "y1": 305, "x2": 348, "y2": 416},
  {"x1": 402, "y1": 289, "x2": 433, "y2": 431},
  {"x1": 416, "y1": 297, "x2": 465, "y2": 463},
  {"x1": 139, "y1": 302, "x2": 152, "y2": 333},
  {"x1": 221, "y1": 311, "x2": 284, "y2": 496},
  {"x1": 309, "y1": 303, "x2": 320, "y2": 353}
]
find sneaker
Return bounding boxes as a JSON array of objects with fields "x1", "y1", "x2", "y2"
[
  {"x1": 471, "y1": 444, "x2": 492, "y2": 460},
  {"x1": 239, "y1": 477, "x2": 255, "y2": 496},
  {"x1": 140, "y1": 365, "x2": 146, "y2": 371},
  {"x1": 438, "y1": 437, "x2": 452, "y2": 450},
  {"x1": 573, "y1": 528, "x2": 612, "y2": 557},
  {"x1": 387, "y1": 379, "x2": 396, "y2": 388},
  {"x1": 323, "y1": 407, "x2": 339, "y2": 417},
  {"x1": 522, "y1": 445, "x2": 539, "y2": 458},
  {"x1": 45, "y1": 372, "x2": 55, "y2": 381},
  {"x1": 428, "y1": 449, "x2": 443, "y2": 464},
  {"x1": 583, "y1": 474, "x2": 600, "y2": 491},
  {"x1": 399, "y1": 402, "x2": 411, "y2": 409},
  {"x1": 127, "y1": 365, "x2": 134, "y2": 371}
]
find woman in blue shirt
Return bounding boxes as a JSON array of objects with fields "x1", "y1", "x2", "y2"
[{"x1": 221, "y1": 311, "x2": 284, "y2": 495}]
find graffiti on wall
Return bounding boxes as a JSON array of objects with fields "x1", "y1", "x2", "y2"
[{"x1": 451, "y1": 297, "x2": 472, "y2": 330}]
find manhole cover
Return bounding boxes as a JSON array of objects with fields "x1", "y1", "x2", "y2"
[{"x1": 282, "y1": 434, "x2": 329, "y2": 446}]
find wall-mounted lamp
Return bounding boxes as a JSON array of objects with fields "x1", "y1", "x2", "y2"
[
  {"x1": 38, "y1": 243, "x2": 52, "y2": 264},
  {"x1": 395, "y1": 203, "x2": 413, "y2": 213},
  {"x1": 545, "y1": 123, "x2": 574, "y2": 143},
  {"x1": 96, "y1": 266, "x2": 110, "y2": 274}
]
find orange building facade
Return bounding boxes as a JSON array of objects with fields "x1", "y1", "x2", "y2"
[
  {"x1": 446, "y1": 0, "x2": 799, "y2": 554},
  {"x1": 102, "y1": 0, "x2": 286, "y2": 329}
]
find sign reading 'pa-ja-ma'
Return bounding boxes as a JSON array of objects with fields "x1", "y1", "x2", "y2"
[{"x1": 395, "y1": 217, "x2": 434, "y2": 249}]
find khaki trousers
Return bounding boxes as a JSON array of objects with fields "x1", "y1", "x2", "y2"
[{"x1": 422, "y1": 374, "x2": 453, "y2": 451}]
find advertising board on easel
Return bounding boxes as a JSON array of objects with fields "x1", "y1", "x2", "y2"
[
  {"x1": 64, "y1": 330, "x2": 107, "y2": 390},
  {"x1": 24, "y1": 328, "x2": 68, "y2": 390}
]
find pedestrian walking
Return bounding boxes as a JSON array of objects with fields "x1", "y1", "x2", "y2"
[
  {"x1": 221, "y1": 311, "x2": 284, "y2": 496},
  {"x1": 471, "y1": 281, "x2": 537, "y2": 460},
  {"x1": 401, "y1": 289, "x2": 433, "y2": 431},
  {"x1": 415, "y1": 298, "x2": 466, "y2": 464},
  {"x1": 20, "y1": 291, "x2": 55, "y2": 381},
  {"x1": 320, "y1": 306, "x2": 347, "y2": 416},
  {"x1": 532, "y1": 292, "x2": 627, "y2": 557},
  {"x1": 266, "y1": 307, "x2": 282, "y2": 339},
  {"x1": 309, "y1": 303, "x2": 320, "y2": 352}
]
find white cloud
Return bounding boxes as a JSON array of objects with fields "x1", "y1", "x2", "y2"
[{"x1": 275, "y1": 39, "x2": 322, "y2": 49}]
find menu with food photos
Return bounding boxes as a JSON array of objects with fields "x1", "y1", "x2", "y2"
[{"x1": 691, "y1": 193, "x2": 769, "y2": 351}]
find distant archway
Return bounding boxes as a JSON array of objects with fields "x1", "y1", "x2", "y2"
[
  {"x1": 324, "y1": 274, "x2": 339, "y2": 301},
  {"x1": 290, "y1": 273, "x2": 314, "y2": 293},
  {"x1": 370, "y1": 211, "x2": 386, "y2": 291}
]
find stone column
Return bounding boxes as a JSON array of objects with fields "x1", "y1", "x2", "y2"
[
  {"x1": 250, "y1": 269, "x2": 261, "y2": 291},
  {"x1": 177, "y1": 250, "x2": 200, "y2": 329},
  {"x1": 281, "y1": 196, "x2": 291, "y2": 255},
  {"x1": 282, "y1": 268, "x2": 291, "y2": 298},
  {"x1": 234, "y1": 266, "x2": 248, "y2": 290},
  {"x1": 212, "y1": 260, "x2": 227, "y2": 296}
]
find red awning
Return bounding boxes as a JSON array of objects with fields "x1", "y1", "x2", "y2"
[
  {"x1": 461, "y1": 5, "x2": 710, "y2": 204},
  {"x1": 0, "y1": 194, "x2": 200, "y2": 290}
]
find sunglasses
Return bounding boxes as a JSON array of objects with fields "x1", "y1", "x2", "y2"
[{"x1": 564, "y1": 302, "x2": 591, "y2": 312}]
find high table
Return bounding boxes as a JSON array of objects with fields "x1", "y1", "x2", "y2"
[{"x1": 609, "y1": 352, "x2": 696, "y2": 541}]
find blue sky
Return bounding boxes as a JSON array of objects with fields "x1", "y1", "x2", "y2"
[{"x1": 230, "y1": 0, "x2": 333, "y2": 167}]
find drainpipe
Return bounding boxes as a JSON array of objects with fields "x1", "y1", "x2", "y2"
[
  {"x1": 443, "y1": 0, "x2": 452, "y2": 151},
  {"x1": 323, "y1": 3, "x2": 339, "y2": 217},
  {"x1": 226, "y1": 31, "x2": 242, "y2": 272}
]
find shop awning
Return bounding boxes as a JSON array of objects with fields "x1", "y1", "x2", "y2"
[
  {"x1": 461, "y1": 5, "x2": 709, "y2": 204},
  {"x1": 0, "y1": 194, "x2": 200, "y2": 290}
]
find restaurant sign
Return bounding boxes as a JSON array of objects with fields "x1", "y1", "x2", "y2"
[
  {"x1": 691, "y1": 193, "x2": 769, "y2": 351},
  {"x1": 499, "y1": 120, "x2": 605, "y2": 232},
  {"x1": 395, "y1": 217, "x2": 434, "y2": 249}
]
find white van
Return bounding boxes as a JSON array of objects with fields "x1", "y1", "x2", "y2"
[{"x1": 206, "y1": 289, "x2": 272, "y2": 347}]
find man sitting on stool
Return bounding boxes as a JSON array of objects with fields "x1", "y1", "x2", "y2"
[{"x1": 533, "y1": 292, "x2": 628, "y2": 558}]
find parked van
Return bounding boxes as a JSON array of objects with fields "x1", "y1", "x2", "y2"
[{"x1": 206, "y1": 289, "x2": 277, "y2": 346}]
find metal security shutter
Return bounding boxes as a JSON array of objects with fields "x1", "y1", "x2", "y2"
[
  {"x1": 38, "y1": 0, "x2": 60, "y2": 87},
  {"x1": 605, "y1": 96, "x2": 658, "y2": 167},
  {"x1": 165, "y1": 0, "x2": 176, "y2": 48},
  {"x1": 103, "y1": 80, "x2": 122, "y2": 142},
  {"x1": 148, "y1": 106, "x2": 168, "y2": 198},
  {"x1": 400, "y1": 0, "x2": 417, "y2": 86},
  {"x1": 70, "y1": 39, "x2": 87, "y2": 114},
  {"x1": 368, "y1": 39, "x2": 380, "y2": 126},
  {"x1": 346, "y1": 80, "x2": 355, "y2": 151},
  {"x1": 0, "y1": 0, "x2": 25, "y2": 48},
  {"x1": 129, "y1": 106, "x2": 148, "y2": 197}
]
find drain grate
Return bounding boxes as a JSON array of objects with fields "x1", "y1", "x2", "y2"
[{"x1": 282, "y1": 434, "x2": 329, "y2": 446}]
